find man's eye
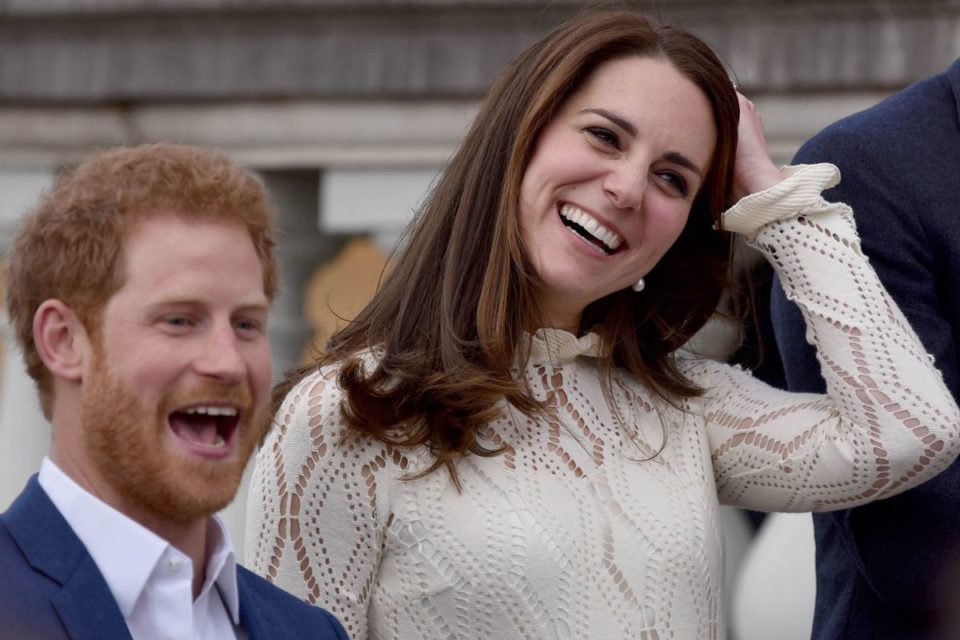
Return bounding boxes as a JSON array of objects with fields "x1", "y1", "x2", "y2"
[
  {"x1": 164, "y1": 317, "x2": 190, "y2": 328},
  {"x1": 586, "y1": 127, "x2": 620, "y2": 149},
  {"x1": 234, "y1": 319, "x2": 263, "y2": 333}
]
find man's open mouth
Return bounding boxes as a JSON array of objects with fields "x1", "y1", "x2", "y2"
[{"x1": 168, "y1": 405, "x2": 240, "y2": 450}]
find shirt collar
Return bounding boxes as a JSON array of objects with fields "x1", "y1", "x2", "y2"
[
  {"x1": 204, "y1": 513, "x2": 241, "y2": 624},
  {"x1": 525, "y1": 328, "x2": 603, "y2": 364},
  {"x1": 37, "y1": 457, "x2": 241, "y2": 623}
]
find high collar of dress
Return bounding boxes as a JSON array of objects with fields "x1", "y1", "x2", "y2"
[{"x1": 525, "y1": 328, "x2": 604, "y2": 364}]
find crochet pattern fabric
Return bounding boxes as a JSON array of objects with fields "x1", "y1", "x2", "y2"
[{"x1": 246, "y1": 164, "x2": 960, "y2": 639}]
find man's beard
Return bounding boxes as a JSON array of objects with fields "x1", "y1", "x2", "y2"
[{"x1": 78, "y1": 353, "x2": 271, "y2": 525}]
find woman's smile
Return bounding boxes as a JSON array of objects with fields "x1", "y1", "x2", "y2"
[{"x1": 558, "y1": 202, "x2": 625, "y2": 255}]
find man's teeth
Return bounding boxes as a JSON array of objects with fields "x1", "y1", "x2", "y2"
[
  {"x1": 182, "y1": 406, "x2": 238, "y2": 417},
  {"x1": 180, "y1": 433, "x2": 227, "y2": 449},
  {"x1": 179, "y1": 429, "x2": 227, "y2": 448},
  {"x1": 186, "y1": 433, "x2": 227, "y2": 448},
  {"x1": 560, "y1": 204, "x2": 622, "y2": 251}
]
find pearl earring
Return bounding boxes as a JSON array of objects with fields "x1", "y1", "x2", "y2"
[{"x1": 631, "y1": 278, "x2": 645, "y2": 293}]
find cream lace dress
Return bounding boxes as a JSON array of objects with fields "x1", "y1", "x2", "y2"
[{"x1": 245, "y1": 165, "x2": 960, "y2": 640}]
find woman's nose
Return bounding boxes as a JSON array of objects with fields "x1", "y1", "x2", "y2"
[{"x1": 603, "y1": 163, "x2": 646, "y2": 211}]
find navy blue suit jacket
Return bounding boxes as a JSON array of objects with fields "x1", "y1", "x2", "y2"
[
  {"x1": 771, "y1": 59, "x2": 960, "y2": 638},
  {"x1": 0, "y1": 476, "x2": 349, "y2": 640}
]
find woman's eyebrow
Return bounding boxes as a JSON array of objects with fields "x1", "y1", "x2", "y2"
[
  {"x1": 663, "y1": 151, "x2": 704, "y2": 179},
  {"x1": 581, "y1": 108, "x2": 704, "y2": 178},
  {"x1": 580, "y1": 108, "x2": 637, "y2": 137}
]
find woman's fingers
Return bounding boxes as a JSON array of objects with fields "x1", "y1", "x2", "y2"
[{"x1": 731, "y1": 92, "x2": 787, "y2": 201}]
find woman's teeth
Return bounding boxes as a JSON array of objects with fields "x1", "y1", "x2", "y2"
[{"x1": 559, "y1": 204, "x2": 622, "y2": 253}]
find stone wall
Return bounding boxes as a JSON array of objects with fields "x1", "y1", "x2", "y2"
[{"x1": 1, "y1": 0, "x2": 958, "y2": 103}]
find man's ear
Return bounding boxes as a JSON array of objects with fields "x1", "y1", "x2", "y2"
[{"x1": 33, "y1": 299, "x2": 92, "y2": 382}]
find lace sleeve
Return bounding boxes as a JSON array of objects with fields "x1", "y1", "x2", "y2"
[
  {"x1": 690, "y1": 163, "x2": 960, "y2": 512},
  {"x1": 245, "y1": 366, "x2": 397, "y2": 639}
]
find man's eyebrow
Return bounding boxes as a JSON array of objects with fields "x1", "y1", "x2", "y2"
[
  {"x1": 146, "y1": 297, "x2": 270, "y2": 312},
  {"x1": 581, "y1": 108, "x2": 704, "y2": 178},
  {"x1": 581, "y1": 108, "x2": 637, "y2": 137}
]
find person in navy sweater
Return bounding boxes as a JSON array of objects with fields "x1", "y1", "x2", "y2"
[
  {"x1": 770, "y1": 59, "x2": 960, "y2": 638},
  {"x1": 0, "y1": 143, "x2": 348, "y2": 640}
]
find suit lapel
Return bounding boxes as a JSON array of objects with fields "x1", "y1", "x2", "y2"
[
  {"x1": 4, "y1": 476, "x2": 132, "y2": 640},
  {"x1": 237, "y1": 570, "x2": 283, "y2": 640},
  {"x1": 52, "y1": 554, "x2": 134, "y2": 640}
]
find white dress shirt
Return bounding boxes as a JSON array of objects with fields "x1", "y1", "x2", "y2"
[{"x1": 38, "y1": 457, "x2": 247, "y2": 640}]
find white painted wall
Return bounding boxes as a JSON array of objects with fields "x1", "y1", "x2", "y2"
[
  {"x1": 0, "y1": 322, "x2": 49, "y2": 508},
  {"x1": 732, "y1": 513, "x2": 817, "y2": 640},
  {"x1": 0, "y1": 172, "x2": 55, "y2": 508},
  {"x1": 321, "y1": 167, "x2": 440, "y2": 232}
]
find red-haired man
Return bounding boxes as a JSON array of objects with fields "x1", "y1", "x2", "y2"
[{"x1": 0, "y1": 143, "x2": 347, "y2": 640}]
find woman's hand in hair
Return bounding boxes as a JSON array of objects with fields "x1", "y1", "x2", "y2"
[{"x1": 731, "y1": 92, "x2": 786, "y2": 202}]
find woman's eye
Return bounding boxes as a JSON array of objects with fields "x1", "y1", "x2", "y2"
[
  {"x1": 586, "y1": 127, "x2": 620, "y2": 149},
  {"x1": 658, "y1": 171, "x2": 689, "y2": 197}
]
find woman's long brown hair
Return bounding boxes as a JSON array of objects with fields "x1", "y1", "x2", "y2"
[{"x1": 277, "y1": 9, "x2": 741, "y2": 484}]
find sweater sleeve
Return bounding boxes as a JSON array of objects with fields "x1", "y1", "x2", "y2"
[
  {"x1": 245, "y1": 366, "x2": 397, "y2": 640},
  {"x1": 687, "y1": 163, "x2": 960, "y2": 512}
]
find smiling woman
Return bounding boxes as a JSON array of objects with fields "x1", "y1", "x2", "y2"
[
  {"x1": 246, "y1": 9, "x2": 960, "y2": 640},
  {"x1": 518, "y1": 56, "x2": 716, "y2": 333}
]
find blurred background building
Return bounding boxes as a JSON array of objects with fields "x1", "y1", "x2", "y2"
[{"x1": 1, "y1": 1, "x2": 958, "y2": 637}]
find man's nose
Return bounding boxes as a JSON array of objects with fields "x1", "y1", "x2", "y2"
[{"x1": 193, "y1": 324, "x2": 245, "y2": 383}]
